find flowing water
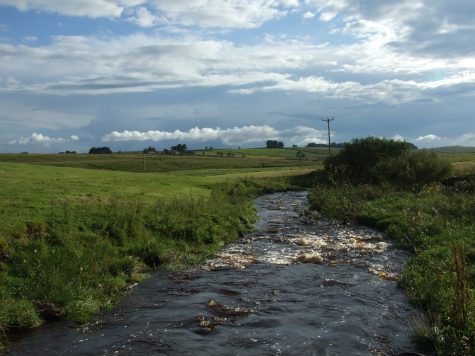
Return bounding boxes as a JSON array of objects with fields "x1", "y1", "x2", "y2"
[{"x1": 9, "y1": 191, "x2": 427, "y2": 355}]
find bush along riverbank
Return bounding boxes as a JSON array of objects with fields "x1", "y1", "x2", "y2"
[
  {"x1": 0, "y1": 175, "x2": 314, "y2": 351},
  {"x1": 309, "y1": 137, "x2": 475, "y2": 354}
]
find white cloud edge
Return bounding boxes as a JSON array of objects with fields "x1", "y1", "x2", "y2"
[
  {"x1": 9, "y1": 133, "x2": 79, "y2": 145},
  {"x1": 102, "y1": 125, "x2": 327, "y2": 146}
]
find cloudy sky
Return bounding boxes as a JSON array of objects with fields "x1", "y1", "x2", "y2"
[{"x1": 0, "y1": 0, "x2": 474, "y2": 152}]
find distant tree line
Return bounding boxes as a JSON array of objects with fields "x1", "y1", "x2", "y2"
[
  {"x1": 306, "y1": 141, "x2": 418, "y2": 149},
  {"x1": 89, "y1": 147, "x2": 112, "y2": 154},
  {"x1": 306, "y1": 142, "x2": 348, "y2": 148},
  {"x1": 163, "y1": 144, "x2": 193, "y2": 155},
  {"x1": 266, "y1": 140, "x2": 284, "y2": 148},
  {"x1": 143, "y1": 146, "x2": 157, "y2": 154}
]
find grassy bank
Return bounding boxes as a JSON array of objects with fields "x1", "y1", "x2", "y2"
[
  {"x1": 310, "y1": 156, "x2": 475, "y2": 355},
  {"x1": 0, "y1": 156, "x2": 317, "y2": 350},
  {"x1": 308, "y1": 138, "x2": 475, "y2": 354},
  {"x1": 309, "y1": 180, "x2": 475, "y2": 353}
]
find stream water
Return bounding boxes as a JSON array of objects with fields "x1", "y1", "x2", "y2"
[{"x1": 9, "y1": 191, "x2": 426, "y2": 355}]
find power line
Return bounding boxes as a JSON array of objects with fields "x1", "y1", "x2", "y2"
[{"x1": 321, "y1": 117, "x2": 334, "y2": 156}]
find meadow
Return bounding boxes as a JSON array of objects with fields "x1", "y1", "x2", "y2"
[
  {"x1": 0, "y1": 149, "x2": 320, "y2": 349},
  {"x1": 1, "y1": 146, "x2": 474, "y2": 352},
  {"x1": 309, "y1": 141, "x2": 475, "y2": 354}
]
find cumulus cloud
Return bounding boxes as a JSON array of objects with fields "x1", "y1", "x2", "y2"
[
  {"x1": 415, "y1": 134, "x2": 443, "y2": 142},
  {"x1": 1, "y1": 30, "x2": 473, "y2": 104},
  {"x1": 231, "y1": 73, "x2": 475, "y2": 104},
  {"x1": 302, "y1": 11, "x2": 315, "y2": 20},
  {"x1": 0, "y1": 0, "x2": 138, "y2": 18},
  {"x1": 310, "y1": 0, "x2": 475, "y2": 58},
  {"x1": 9, "y1": 133, "x2": 79, "y2": 145},
  {"x1": 392, "y1": 134, "x2": 405, "y2": 141},
  {"x1": 150, "y1": 0, "x2": 296, "y2": 29},
  {"x1": 0, "y1": 0, "x2": 299, "y2": 28},
  {"x1": 451, "y1": 132, "x2": 475, "y2": 147},
  {"x1": 128, "y1": 6, "x2": 160, "y2": 27},
  {"x1": 102, "y1": 125, "x2": 326, "y2": 146},
  {"x1": 404, "y1": 132, "x2": 475, "y2": 147}
]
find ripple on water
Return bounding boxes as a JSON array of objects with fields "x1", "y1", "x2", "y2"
[{"x1": 8, "y1": 191, "x2": 425, "y2": 356}]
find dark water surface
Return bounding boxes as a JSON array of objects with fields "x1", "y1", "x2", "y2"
[{"x1": 10, "y1": 191, "x2": 426, "y2": 355}]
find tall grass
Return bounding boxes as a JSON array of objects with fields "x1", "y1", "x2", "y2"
[
  {"x1": 0, "y1": 182, "x2": 258, "y2": 349},
  {"x1": 309, "y1": 181, "x2": 475, "y2": 353},
  {"x1": 0, "y1": 172, "x2": 315, "y2": 350}
]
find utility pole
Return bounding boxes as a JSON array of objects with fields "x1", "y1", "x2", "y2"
[{"x1": 321, "y1": 117, "x2": 334, "y2": 156}]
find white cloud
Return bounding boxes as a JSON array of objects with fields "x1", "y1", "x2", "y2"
[
  {"x1": 415, "y1": 134, "x2": 443, "y2": 142},
  {"x1": 0, "y1": 25, "x2": 472, "y2": 101},
  {"x1": 302, "y1": 11, "x2": 315, "y2": 20},
  {"x1": 231, "y1": 73, "x2": 475, "y2": 105},
  {"x1": 403, "y1": 132, "x2": 475, "y2": 148},
  {"x1": 9, "y1": 132, "x2": 79, "y2": 145},
  {"x1": 128, "y1": 6, "x2": 160, "y2": 27},
  {"x1": 23, "y1": 36, "x2": 38, "y2": 43},
  {"x1": 102, "y1": 125, "x2": 326, "y2": 146},
  {"x1": 392, "y1": 134, "x2": 405, "y2": 141},
  {"x1": 450, "y1": 132, "x2": 475, "y2": 147},
  {"x1": 150, "y1": 0, "x2": 297, "y2": 29},
  {"x1": 0, "y1": 0, "x2": 138, "y2": 18}
]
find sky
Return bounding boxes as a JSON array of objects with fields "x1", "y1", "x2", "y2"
[{"x1": 0, "y1": 0, "x2": 474, "y2": 153}]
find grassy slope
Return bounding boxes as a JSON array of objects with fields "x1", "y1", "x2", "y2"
[
  {"x1": 0, "y1": 154, "x2": 319, "y2": 349},
  {"x1": 195, "y1": 147, "x2": 333, "y2": 159},
  {"x1": 0, "y1": 162, "x2": 316, "y2": 227},
  {"x1": 0, "y1": 150, "x2": 323, "y2": 172},
  {"x1": 308, "y1": 150, "x2": 475, "y2": 353}
]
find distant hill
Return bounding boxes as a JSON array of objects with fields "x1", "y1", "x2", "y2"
[{"x1": 431, "y1": 146, "x2": 475, "y2": 153}]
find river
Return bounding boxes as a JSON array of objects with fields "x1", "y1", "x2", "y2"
[{"x1": 9, "y1": 191, "x2": 426, "y2": 355}]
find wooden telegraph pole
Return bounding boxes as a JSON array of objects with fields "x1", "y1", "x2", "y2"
[{"x1": 321, "y1": 117, "x2": 334, "y2": 155}]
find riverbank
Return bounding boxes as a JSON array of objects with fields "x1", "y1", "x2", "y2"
[
  {"x1": 0, "y1": 162, "x2": 316, "y2": 351},
  {"x1": 8, "y1": 191, "x2": 422, "y2": 355},
  {"x1": 309, "y1": 176, "x2": 475, "y2": 354}
]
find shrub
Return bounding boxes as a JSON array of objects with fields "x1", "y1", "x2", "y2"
[
  {"x1": 378, "y1": 150, "x2": 453, "y2": 188},
  {"x1": 324, "y1": 137, "x2": 451, "y2": 187},
  {"x1": 89, "y1": 147, "x2": 112, "y2": 154}
]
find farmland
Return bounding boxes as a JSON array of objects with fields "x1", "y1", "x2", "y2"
[{"x1": 1, "y1": 146, "x2": 474, "y2": 352}]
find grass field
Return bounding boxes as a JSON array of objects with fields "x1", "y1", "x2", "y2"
[
  {"x1": 0, "y1": 150, "x2": 321, "y2": 349},
  {"x1": 0, "y1": 149, "x2": 325, "y2": 173},
  {"x1": 1, "y1": 147, "x2": 474, "y2": 351},
  {"x1": 195, "y1": 147, "x2": 332, "y2": 160}
]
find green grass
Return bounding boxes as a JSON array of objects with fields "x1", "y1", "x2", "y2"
[
  {"x1": 0, "y1": 151, "x2": 323, "y2": 172},
  {"x1": 0, "y1": 162, "x2": 316, "y2": 228},
  {"x1": 0, "y1": 153, "x2": 320, "y2": 350},
  {"x1": 195, "y1": 147, "x2": 332, "y2": 160},
  {"x1": 309, "y1": 180, "x2": 475, "y2": 354}
]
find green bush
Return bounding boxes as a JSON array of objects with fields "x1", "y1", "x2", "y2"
[
  {"x1": 378, "y1": 150, "x2": 453, "y2": 188},
  {"x1": 308, "y1": 178, "x2": 475, "y2": 352},
  {"x1": 325, "y1": 137, "x2": 452, "y2": 187}
]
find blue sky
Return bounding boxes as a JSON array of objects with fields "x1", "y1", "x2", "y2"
[{"x1": 0, "y1": 0, "x2": 474, "y2": 152}]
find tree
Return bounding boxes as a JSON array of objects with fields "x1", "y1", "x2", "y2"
[
  {"x1": 89, "y1": 147, "x2": 112, "y2": 154},
  {"x1": 171, "y1": 144, "x2": 187, "y2": 154},
  {"x1": 325, "y1": 137, "x2": 451, "y2": 187},
  {"x1": 266, "y1": 140, "x2": 284, "y2": 148},
  {"x1": 143, "y1": 146, "x2": 157, "y2": 154}
]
